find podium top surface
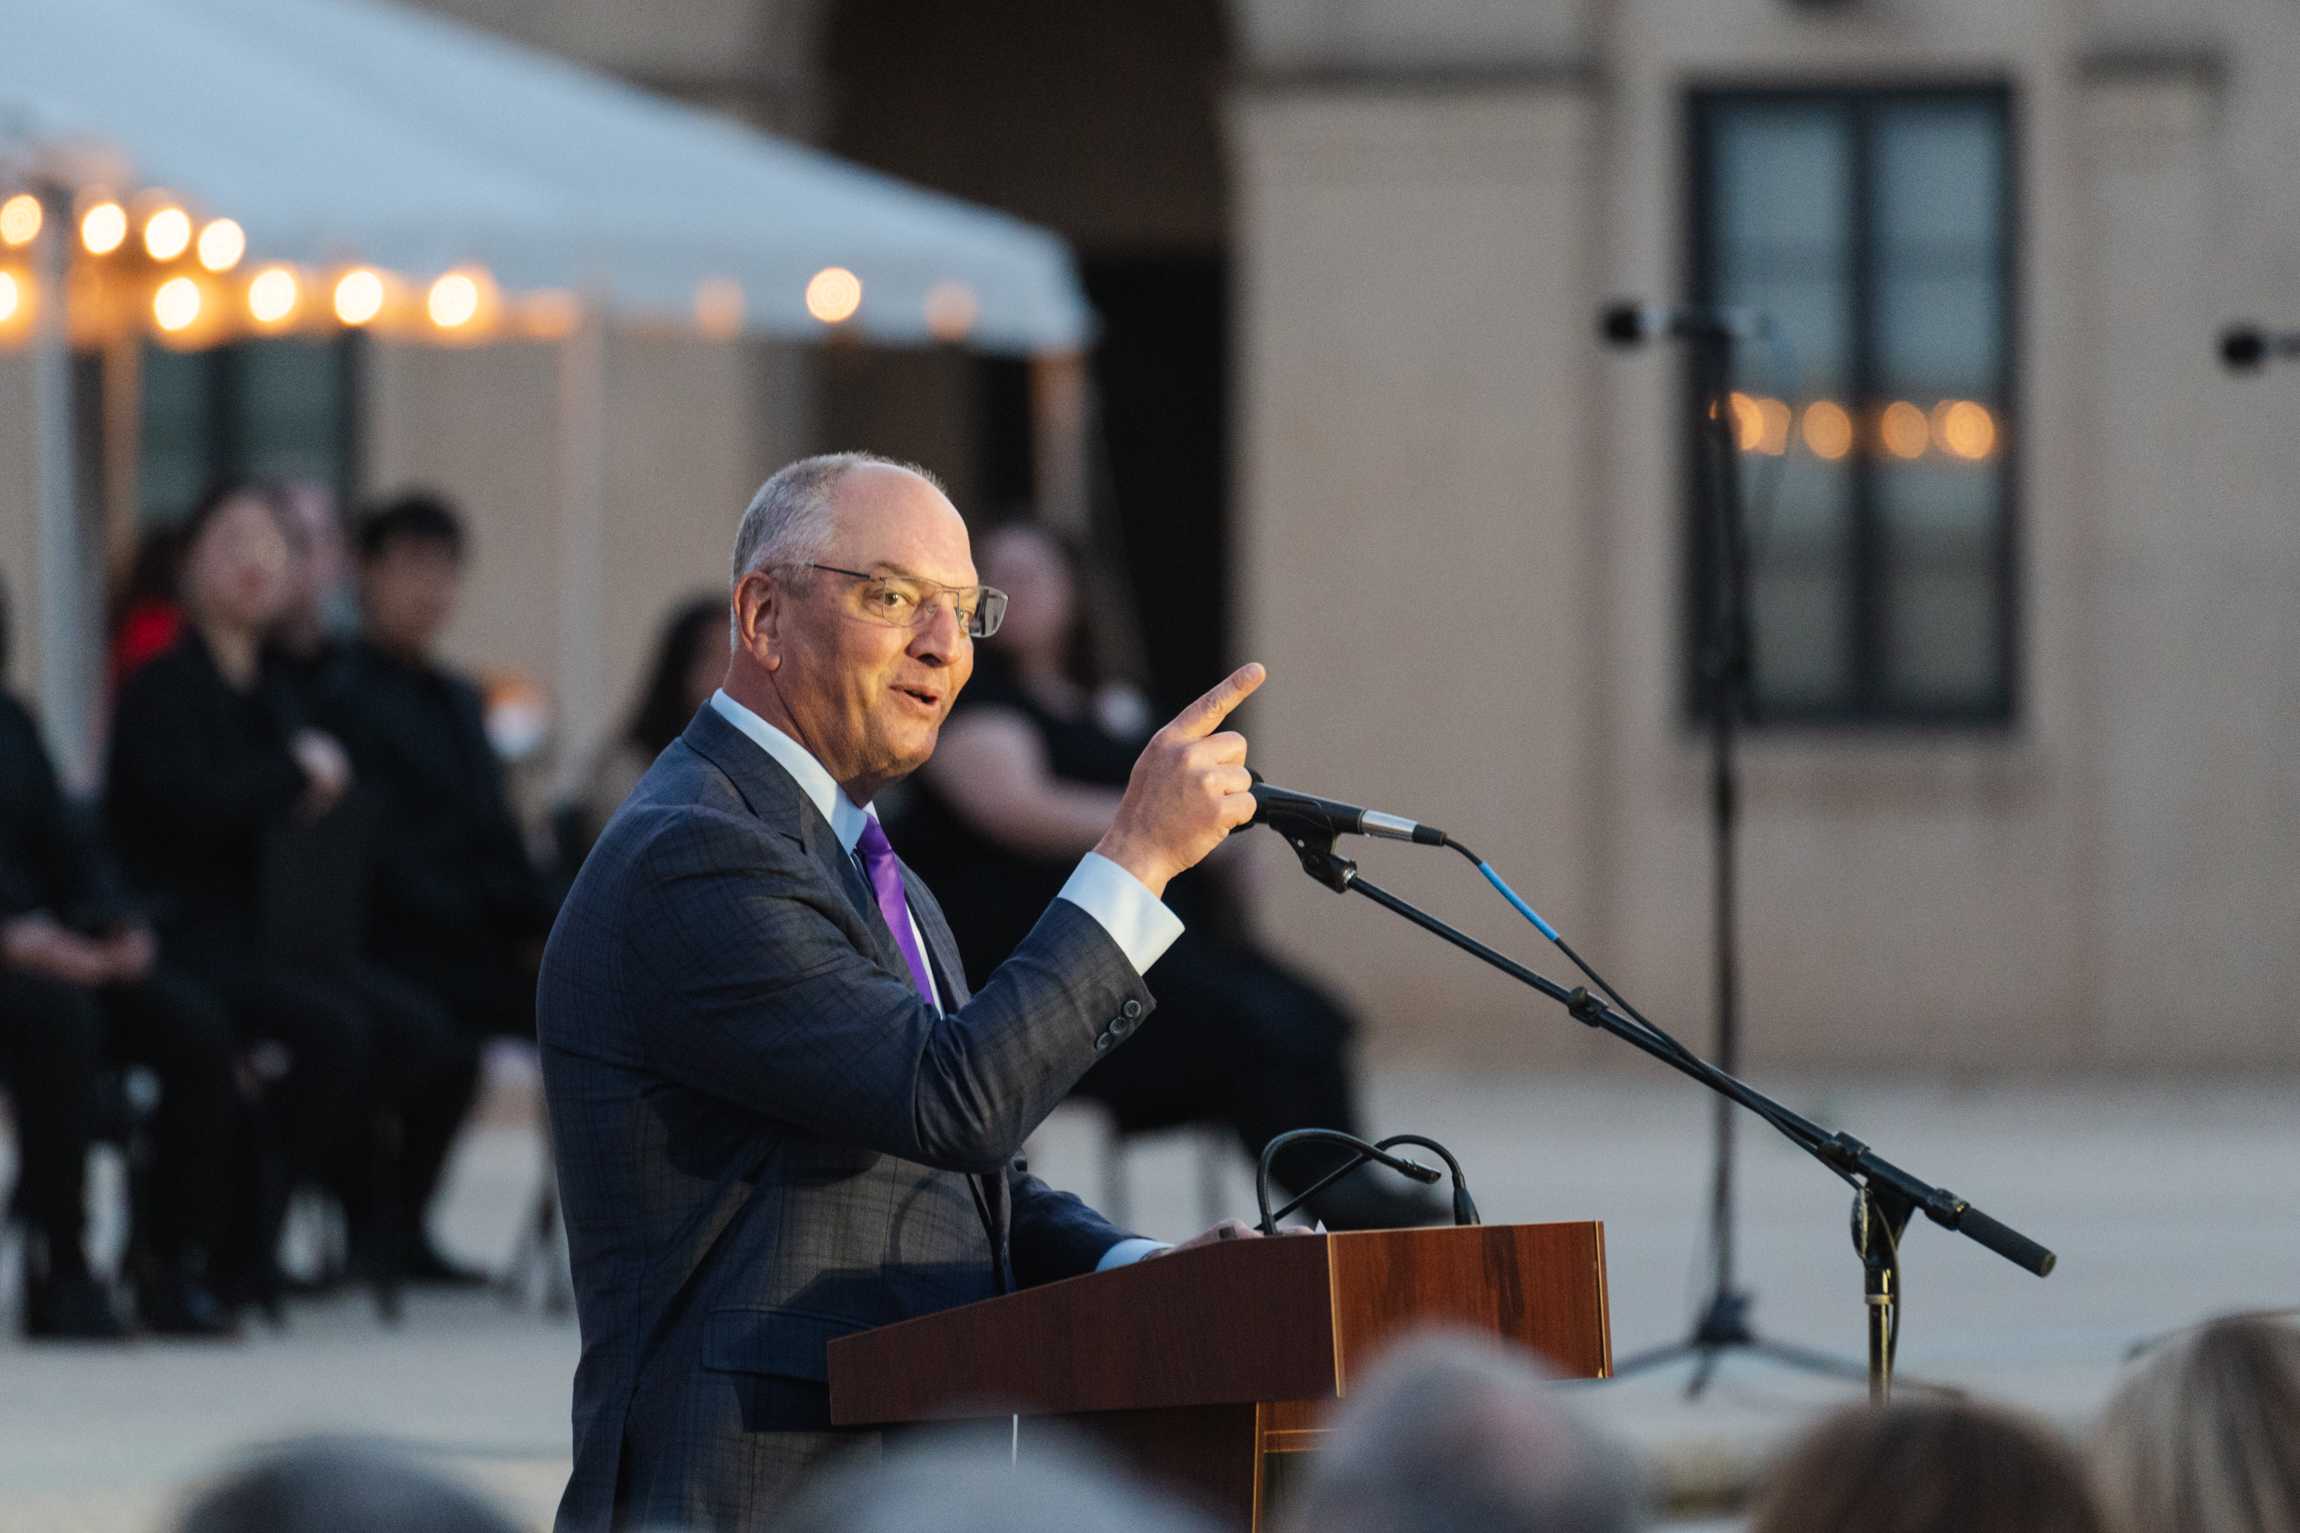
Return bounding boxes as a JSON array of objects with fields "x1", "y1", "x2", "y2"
[{"x1": 829, "y1": 1220, "x2": 1609, "y2": 1426}]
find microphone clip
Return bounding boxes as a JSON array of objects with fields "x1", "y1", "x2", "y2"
[{"x1": 1273, "y1": 821, "x2": 1358, "y2": 894}]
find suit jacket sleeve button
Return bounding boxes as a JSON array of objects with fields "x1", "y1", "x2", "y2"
[
  {"x1": 1093, "y1": 1032, "x2": 1114, "y2": 1053},
  {"x1": 1121, "y1": 998, "x2": 1144, "y2": 1020}
]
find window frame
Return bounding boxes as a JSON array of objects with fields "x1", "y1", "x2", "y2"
[
  {"x1": 135, "y1": 331, "x2": 367, "y2": 525},
  {"x1": 1683, "y1": 82, "x2": 2022, "y2": 730}
]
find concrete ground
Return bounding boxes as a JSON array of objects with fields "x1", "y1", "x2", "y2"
[{"x1": 3, "y1": 1066, "x2": 2294, "y2": 1531}]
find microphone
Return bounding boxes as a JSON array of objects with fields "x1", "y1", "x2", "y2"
[
  {"x1": 1248, "y1": 776, "x2": 1446, "y2": 847},
  {"x1": 1600, "y1": 300, "x2": 1769, "y2": 347},
  {"x1": 2219, "y1": 323, "x2": 2300, "y2": 372}
]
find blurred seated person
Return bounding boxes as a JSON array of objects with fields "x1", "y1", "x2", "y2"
[
  {"x1": 108, "y1": 521, "x2": 186, "y2": 691},
  {"x1": 269, "y1": 480, "x2": 354, "y2": 699},
  {"x1": 1, "y1": 579, "x2": 240, "y2": 1338},
  {"x1": 561, "y1": 594, "x2": 725, "y2": 867},
  {"x1": 899, "y1": 522, "x2": 1441, "y2": 1229},
  {"x1": 318, "y1": 492, "x2": 555, "y2": 1039},
  {"x1": 1750, "y1": 1398, "x2": 2104, "y2": 1533},
  {"x1": 2091, "y1": 1313, "x2": 2300, "y2": 1533},
  {"x1": 106, "y1": 481, "x2": 481, "y2": 1293}
]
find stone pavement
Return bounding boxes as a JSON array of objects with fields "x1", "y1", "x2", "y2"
[{"x1": 3, "y1": 1068, "x2": 2294, "y2": 1531}]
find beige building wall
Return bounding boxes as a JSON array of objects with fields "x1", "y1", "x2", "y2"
[
  {"x1": 363, "y1": 333, "x2": 813, "y2": 801},
  {"x1": 1230, "y1": 0, "x2": 2300, "y2": 1071}
]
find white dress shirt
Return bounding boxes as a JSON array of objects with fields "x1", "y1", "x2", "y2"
[{"x1": 707, "y1": 689, "x2": 1176, "y2": 1268}]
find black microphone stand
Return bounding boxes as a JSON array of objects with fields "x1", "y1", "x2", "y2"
[
  {"x1": 1261, "y1": 820, "x2": 2055, "y2": 1404},
  {"x1": 1605, "y1": 319, "x2": 1868, "y2": 1396}
]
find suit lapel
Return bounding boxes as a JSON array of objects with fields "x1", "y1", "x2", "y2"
[{"x1": 680, "y1": 705, "x2": 912, "y2": 983}]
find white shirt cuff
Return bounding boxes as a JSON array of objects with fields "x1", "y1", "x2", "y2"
[
  {"x1": 1057, "y1": 852, "x2": 1184, "y2": 975},
  {"x1": 1095, "y1": 1236, "x2": 1171, "y2": 1271}
]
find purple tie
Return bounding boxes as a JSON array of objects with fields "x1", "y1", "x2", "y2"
[{"x1": 854, "y1": 817, "x2": 937, "y2": 1009}]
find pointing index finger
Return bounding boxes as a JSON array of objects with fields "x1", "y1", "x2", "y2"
[{"x1": 1169, "y1": 662, "x2": 1266, "y2": 741}]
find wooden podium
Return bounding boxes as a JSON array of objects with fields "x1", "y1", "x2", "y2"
[{"x1": 829, "y1": 1221, "x2": 1610, "y2": 1529}]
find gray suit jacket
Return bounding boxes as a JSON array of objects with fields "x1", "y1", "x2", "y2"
[{"x1": 539, "y1": 705, "x2": 1152, "y2": 1531}]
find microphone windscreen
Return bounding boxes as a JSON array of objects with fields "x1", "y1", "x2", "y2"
[
  {"x1": 1599, "y1": 303, "x2": 1646, "y2": 348},
  {"x1": 2222, "y1": 325, "x2": 2266, "y2": 371}
]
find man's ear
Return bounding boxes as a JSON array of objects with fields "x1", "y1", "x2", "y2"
[{"x1": 734, "y1": 571, "x2": 783, "y2": 673}]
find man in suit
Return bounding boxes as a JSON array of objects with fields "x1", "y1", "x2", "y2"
[{"x1": 540, "y1": 452, "x2": 1266, "y2": 1531}]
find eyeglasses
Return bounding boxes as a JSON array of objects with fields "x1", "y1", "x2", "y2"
[{"x1": 790, "y1": 563, "x2": 1008, "y2": 640}]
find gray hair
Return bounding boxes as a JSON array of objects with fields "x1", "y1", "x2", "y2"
[
  {"x1": 1278, "y1": 1331, "x2": 1646, "y2": 1533},
  {"x1": 728, "y1": 450, "x2": 946, "y2": 588},
  {"x1": 779, "y1": 1431, "x2": 1210, "y2": 1533},
  {"x1": 172, "y1": 1437, "x2": 521, "y2": 1533},
  {"x1": 2093, "y1": 1313, "x2": 2300, "y2": 1533}
]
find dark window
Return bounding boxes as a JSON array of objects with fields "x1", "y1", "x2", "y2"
[
  {"x1": 138, "y1": 336, "x2": 363, "y2": 522},
  {"x1": 1688, "y1": 88, "x2": 2016, "y2": 725}
]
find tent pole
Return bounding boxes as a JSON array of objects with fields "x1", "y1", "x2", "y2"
[
  {"x1": 32, "y1": 183, "x2": 98, "y2": 791},
  {"x1": 552, "y1": 301, "x2": 609, "y2": 804},
  {"x1": 1029, "y1": 350, "x2": 1090, "y2": 534}
]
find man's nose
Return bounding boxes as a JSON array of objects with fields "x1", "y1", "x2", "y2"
[{"x1": 910, "y1": 598, "x2": 964, "y2": 663}]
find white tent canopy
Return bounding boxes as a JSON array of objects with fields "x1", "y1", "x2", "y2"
[{"x1": 2, "y1": 0, "x2": 1094, "y2": 353}]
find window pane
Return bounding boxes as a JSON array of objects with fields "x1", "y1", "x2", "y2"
[
  {"x1": 1884, "y1": 560, "x2": 1999, "y2": 705},
  {"x1": 1877, "y1": 456, "x2": 1999, "y2": 552},
  {"x1": 1751, "y1": 564, "x2": 1850, "y2": 707},
  {"x1": 1713, "y1": 106, "x2": 1850, "y2": 256},
  {"x1": 1874, "y1": 273, "x2": 2001, "y2": 400},
  {"x1": 139, "y1": 345, "x2": 213, "y2": 524},
  {"x1": 1873, "y1": 102, "x2": 2003, "y2": 253},
  {"x1": 234, "y1": 341, "x2": 344, "y2": 483}
]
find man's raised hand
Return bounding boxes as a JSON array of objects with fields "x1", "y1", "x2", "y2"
[{"x1": 1094, "y1": 662, "x2": 1266, "y2": 898}]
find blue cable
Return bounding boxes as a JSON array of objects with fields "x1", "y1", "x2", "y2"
[{"x1": 1474, "y1": 858, "x2": 1560, "y2": 943}]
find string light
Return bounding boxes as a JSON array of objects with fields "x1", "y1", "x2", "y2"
[
  {"x1": 1935, "y1": 400, "x2": 1997, "y2": 461},
  {"x1": 196, "y1": 218, "x2": 246, "y2": 272},
  {"x1": 923, "y1": 279, "x2": 979, "y2": 342},
  {"x1": 0, "y1": 272, "x2": 20, "y2": 323},
  {"x1": 1802, "y1": 400, "x2": 1853, "y2": 461},
  {"x1": 805, "y1": 265, "x2": 862, "y2": 325},
  {"x1": 80, "y1": 201, "x2": 128, "y2": 255},
  {"x1": 1756, "y1": 396, "x2": 1792, "y2": 456},
  {"x1": 153, "y1": 275, "x2": 202, "y2": 332},
  {"x1": 334, "y1": 268, "x2": 384, "y2": 326},
  {"x1": 693, "y1": 277, "x2": 744, "y2": 339},
  {"x1": 248, "y1": 266, "x2": 301, "y2": 326},
  {"x1": 1, "y1": 195, "x2": 42, "y2": 248},
  {"x1": 1880, "y1": 400, "x2": 1930, "y2": 460},
  {"x1": 1728, "y1": 391, "x2": 1765, "y2": 452},
  {"x1": 427, "y1": 271, "x2": 480, "y2": 329},
  {"x1": 143, "y1": 207, "x2": 192, "y2": 261}
]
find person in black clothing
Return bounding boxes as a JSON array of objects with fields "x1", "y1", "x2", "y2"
[
  {"x1": 321, "y1": 493, "x2": 556, "y2": 1041},
  {"x1": 899, "y1": 523, "x2": 1441, "y2": 1230},
  {"x1": 106, "y1": 482, "x2": 481, "y2": 1299},
  {"x1": 0, "y1": 579, "x2": 241, "y2": 1337}
]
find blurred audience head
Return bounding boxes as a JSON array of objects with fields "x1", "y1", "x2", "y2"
[
  {"x1": 2092, "y1": 1312, "x2": 2300, "y2": 1533},
  {"x1": 979, "y1": 520, "x2": 1079, "y2": 665},
  {"x1": 1749, "y1": 1397, "x2": 2103, "y2": 1533},
  {"x1": 178, "y1": 480, "x2": 297, "y2": 640},
  {"x1": 358, "y1": 490, "x2": 468, "y2": 658},
  {"x1": 1277, "y1": 1331, "x2": 1643, "y2": 1533},
  {"x1": 778, "y1": 1433, "x2": 1209, "y2": 1533},
  {"x1": 171, "y1": 1437, "x2": 520, "y2": 1533},
  {"x1": 625, "y1": 593, "x2": 728, "y2": 755},
  {"x1": 275, "y1": 479, "x2": 348, "y2": 649}
]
